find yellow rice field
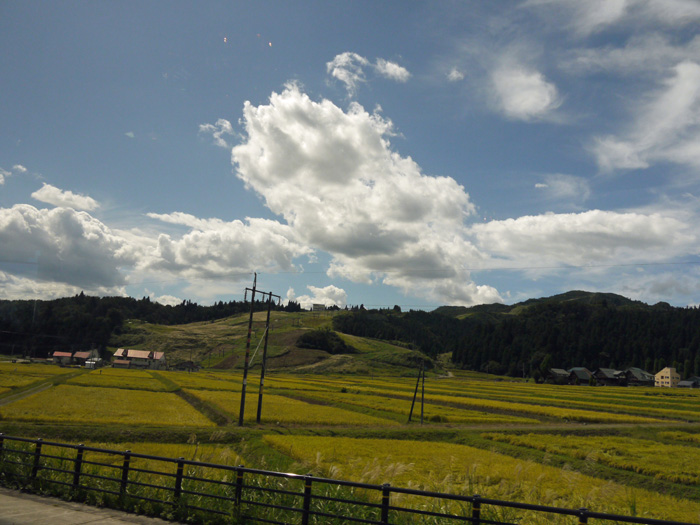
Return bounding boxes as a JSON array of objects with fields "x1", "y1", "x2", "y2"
[
  {"x1": 294, "y1": 390, "x2": 540, "y2": 425},
  {"x1": 185, "y1": 389, "x2": 399, "y2": 426},
  {"x1": 0, "y1": 385, "x2": 215, "y2": 427},
  {"x1": 66, "y1": 368, "x2": 168, "y2": 391},
  {"x1": 483, "y1": 433, "x2": 700, "y2": 485},
  {"x1": 263, "y1": 435, "x2": 700, "y2": 523}
]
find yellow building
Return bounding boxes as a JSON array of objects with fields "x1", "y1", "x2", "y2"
[{"x1": 655, "y1": 367, "x2": 680, "y2": 388}]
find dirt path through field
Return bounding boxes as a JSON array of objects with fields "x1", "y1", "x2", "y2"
[{"x1": 0, "y1": 382, "x2": 52, "y2": 406}]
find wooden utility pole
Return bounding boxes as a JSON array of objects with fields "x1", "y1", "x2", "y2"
[
  {"x1": 408, "y1": 361, "x2": 424, "y2": 423},
  {"x1": 256, "y1": 291, "x2": 279, "y2": 423},
  {"x1": 238, "y1": 273, "x2": 257, "y2": 426},
  {"x1": 420, "y1": 360, "x2": 425, "y2": 425}
]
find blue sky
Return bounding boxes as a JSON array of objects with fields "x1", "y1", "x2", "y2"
[{"x1": 2, "y1": 0, "x2": 700, "y2": 309}]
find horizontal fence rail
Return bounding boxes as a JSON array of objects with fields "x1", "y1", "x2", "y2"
[{"x1": 0, "y1": 434, "x2": 695, "y2": 525}]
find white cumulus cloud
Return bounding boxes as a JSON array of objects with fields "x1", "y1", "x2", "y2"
[
  {"x1": 470, "y1": 209, "x2": 696, "y2": 268},
  {"x1": 491, "y1": 65, "x2": 562, "y2": 121},
  {"x1": 232, "y1": 83, "x2": 500, "y2": 306},
  {"x1": 145, "y1": 212, "x2": 311, "y2": 280},
  {"x1": 31, "y1": 183, "x2": 100, "y2": 211},
  {"x1": 290, "y1": 284, "x2": 348, "y2": 309},
  {"x1": 0, "y1": 205, "x2": 136, "y2": 290},
  {"x1": 374, "y1": 58, "x2": 411, "y2": 82}
]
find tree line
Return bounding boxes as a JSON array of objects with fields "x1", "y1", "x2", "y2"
[
  {"x1": 0, "y1": 293, "x2": 296, "y2": 358},
  {"x1": 332, "y1": 293, "x2": 700, "y2": 379}
]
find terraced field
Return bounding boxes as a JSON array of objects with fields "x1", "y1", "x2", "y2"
[{"x1": 2, "y1": 361, "x2": 700, "y2": 523}]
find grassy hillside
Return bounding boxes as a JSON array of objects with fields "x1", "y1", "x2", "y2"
[{"x1": 108, "y1": 310, "x2": 436, "y2": 375}]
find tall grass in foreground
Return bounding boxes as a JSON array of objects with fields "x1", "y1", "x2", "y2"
[
  {"x1": 0, "y1": 438, "x2": 477, "y2": 524},
  {"x1": 263, "y1": 435, "x2": 700, "y2": 523}
]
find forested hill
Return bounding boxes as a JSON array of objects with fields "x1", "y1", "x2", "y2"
[
  {"x1": 0, "y1": 293, "x2": 299, "y2": 358},
  {"x1": 332, "y1": 291, "x2": 700, "y2": 379}
]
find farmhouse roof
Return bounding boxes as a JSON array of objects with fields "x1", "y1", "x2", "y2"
[
  {"x1": 112, "y1": 359, "x2": 131, "y2": 366},
  {"x1": 151, "y1": 351, "x2": 165, "y2": 360},
  {"x1": 114, "y1": 348, "x2": 126, "y2": 358},
  {"x1": 626, "y1": 367, "x2": 654, "y2": 381},
  {"x1": 594, "y1": 368, "x2": 622, "y2": 379},
  {"x1": 73, "y1": 351, "x2": 92, "y2": 359},
  {"x1": 127, "y1": 349, "x2": 151, "y2": 360},
  {"x1": 52, "y1": 351, "x2": 73, "y2": 358},
  {"x1": 549, "y1": 368, "x2": 569, "y2": 377},
  {"x1": 568, "y1": 367, "x2": 592, "y2": 380}
]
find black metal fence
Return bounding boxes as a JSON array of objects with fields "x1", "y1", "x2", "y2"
[{"x1": 0, "y1": 434, "x2": 694, "y2": 525}]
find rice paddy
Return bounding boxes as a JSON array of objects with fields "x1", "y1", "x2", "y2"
[{"x1": 2, "y1": 363, "x2": 700, "y2": 524}]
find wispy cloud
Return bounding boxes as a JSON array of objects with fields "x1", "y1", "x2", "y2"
[
  {"x1": 327, "y1": 52, "x2": 411, "y2": 96},
  {"x1": 535, "y1": 174, "x2": 591, "y2": 202},
  {"x1": 198, "y1": 118, "x2": 234, "y2": 148},
  {"x1": 447, "y1": 67, "x2": 465, "y2": 81},
  {"x1": 592, "y1": 60, "x2": 700, "y2": 172}
]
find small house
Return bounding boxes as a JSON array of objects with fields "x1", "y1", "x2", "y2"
[
  {"x1": 593, "y1": 368, "x2": 624, "y2": 386},
  {"x1": 655, "y1": 367, "x2": 680, "y2": 388},
  {"x1": 52, "y1": 351, "x2": 73, "y2": 365},
  {"x1": 678, "y1": 376, "x2": 700, "y2": 388},
  {"x1": 73, "y1": 349, "x2": 98, "y2": 367},
  {"x1": 546, "y1": 368, "x2": 569, "y2": 385},
  {"x1": 568, "y1": 367, "x2": 593, "y2": 385},
  {"x1": 624, "y1": 367, "x2": 655, "y2": 387},
  {"x1": 127, "y1": 349, "x2": 152, "y2": 367},
  {"x1": 150, "y1": 351, "x2": 167, "y2": 370}
]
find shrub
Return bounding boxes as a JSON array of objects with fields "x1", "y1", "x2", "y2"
[{"x1": 296, "y1": 329, "x2": 356, "y2": 355}]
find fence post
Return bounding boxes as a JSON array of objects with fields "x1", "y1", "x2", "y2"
[
  {"x1": 120, "y1": 451, "x2": 131, "y2": 497},
  {"x1": 472, "y1": 494, "x2": 481, "y2": 525},
  {"x1": 301, "y1": 475, "x2": 313, "y2": 525},
  {"x1": 31, "y1": 439, "x2": 43, "y2": 480},
  {"x1": 381, "y1": 483, "x2": 391, "y2": 524},
  {"x1": 578, "y1": 508, "x2": 588, "y2": 525},
  {"x1": 72, "y1": 444, "x2": 84, "y2": 491},
  {"x1": 174, "y1": 458, "x2": 185, "y2": 501},
  {"x1": 235, "y1": 465, "x2": 244, "y2": 506}
]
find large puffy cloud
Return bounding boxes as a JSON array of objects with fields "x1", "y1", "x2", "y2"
[
  {"x1": 470, "y1": 209, "x2": 697, "y2": 267},
  {"x1": 232, "y1": 83, "x2": 500, "y2": 305},
  {"x1": 0, "y1": 205, "x2": 136, "y2": 290},
  {"x1": 145, "y1": 212, "x2": 311, "y2": 279},
  {"x1": 592, "y1": 61, "x2": 700, "y2": 171},
  {"x1": 31, "y1": 183, "x2": 100, "y2": 211}
]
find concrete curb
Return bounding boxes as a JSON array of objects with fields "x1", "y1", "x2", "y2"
[{"x1": 0, "y1": 487, "x2": 183, "y2": 524}]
